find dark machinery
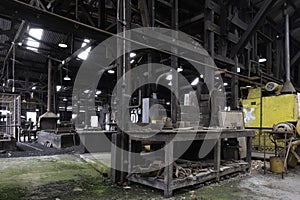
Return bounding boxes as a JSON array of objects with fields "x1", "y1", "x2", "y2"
[{"x1": 37, "y1": 60, "x2": 80, "y2": 149}]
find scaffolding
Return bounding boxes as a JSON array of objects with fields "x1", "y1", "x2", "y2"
[{"x1": 0, "y1": 93, "x2": 21, "y2": 141}]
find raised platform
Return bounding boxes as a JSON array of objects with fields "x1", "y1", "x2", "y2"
[
  {"x1": 76, "y1": 129, "x2": 116, "y2": 153},
  {"x1": 0, "y1": 137, "x2": 17, "y2": 151},
  {"x1": 37, "y1": 131, "x2": 80, "y2": 149}
]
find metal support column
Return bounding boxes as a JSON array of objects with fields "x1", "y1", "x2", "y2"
[
  {"x1": 204, "y1": 0, "x2": 215, "y2": 58},
  {"x1": 98, "y1": 0, "x2": 106, "y2": 29},
  {"x1": 171, "y1": 0, "x2": 179, "y2": 125},
  {"x1": 231, "y1": 56, "x2": 239, "y2": 110},
  {"x1": 266, "y1": 42, "x2": 272, "y2": 74},
  {"x1": 111, "y1": 0, "x2": 131, "y2": 184}
]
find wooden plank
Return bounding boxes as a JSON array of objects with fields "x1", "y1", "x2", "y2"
[
  {"x1": 129, "y1": 164, "x2": 249, "y2": 191},
  {"x1": 205, "y1": 21, "x2": 250, "y2": 49},
  {"x1": 214, "y1": 139, "x2": 221, "y2": 181},
  {"x1": 164, "y1": 141, "x2": 174, "y2": 197},
  {"x1": 205, "y1": 0, "x2": 221, "y2": 14},
  {"x1": 128, "y1": 130, "x2": 255, "y2": 142},
  {"x1": 229, "y1": 14, "x2": 248, "y2": 30},
  {"x1": 128, "y1": 176, "x2": 165, "y2": 190},
  {"x1": 246, "y1": 136, "x2": 252, "y2": 172}
]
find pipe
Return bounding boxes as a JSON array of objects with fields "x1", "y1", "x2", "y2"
[
  {"x1": 285, "y1": 9, "x2": 290, "y2": 81},
  {"x1": 281, "y1": 4, "x2": 295, "y2": 93},
  {"x1": 47, "y1": 59, "x2": 52, "y2": 112}
]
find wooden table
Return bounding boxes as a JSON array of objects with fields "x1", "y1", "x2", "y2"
[{"x1": 126, "y1": 129, "x2": 254, "y2": 197}]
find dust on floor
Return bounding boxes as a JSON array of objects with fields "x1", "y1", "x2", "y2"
[{"x1": 0, "y1": 154, "x2": 299, "y2": 200}]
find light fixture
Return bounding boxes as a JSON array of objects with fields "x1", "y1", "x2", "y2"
[
  {"x1": 78, "y1": 39, "x2": 91, "y2": 60},
  {"x1": 56, "y1": 85, "x2": 62, "y2": 92},
  {"x1": 96, "y1": 90, "x2": 102, "y2": 95},
  {"x1": 168, "y1": 81, "x2": 172, "y2": 86},
  {"x1": 130, "y1": 52, "x2": 136, "y2": 58},
  {"x1": 166, "y1": 102, "x2": 171, "y2": 105},
  {"x1": 191, "y1": 77, "x2": 199, "y2": 86},
  {"x1": 237, "y1": 67, "x2": 241, "y2": 73},
  {"x1": 63, "y1": 98, "x2": 68, "y2": 102},
  {"x1": 58, "y1": 43, "x2": 68, "y2": 48},
  {"x1": 64, "y1": 74, "x2": 71, "y2": 81},
  {"x1": 224, "y1": 83, "x2": 228, "y2": 86},
  {"x1": 177, "y1": 67, "x2": 183, "y2": 72},
  {"x1": 166, "y1": 74, "x2": 173, "y2": 81},
  {"x1": 108, "y1": 70, "x2": 115, "y2": 74},
  {"x1": 84, "y1": 89, "x2": 90, "y2": 94},
  {"x1": 130, "y1": 60, "x2": 135, "y2": 64},
  {"x1": 246, "y1": 86, "x2": 251, "y2": 88},
  {"x1": 32, "y1": 86, "x2": 36, "y2": 90},
  {"x1": 35, "y1": 108, "x2": 39, "y2": 112},
  {"x1": 200, "y1": 74, "x2": 204, "y2": 79},
  {"x1": 64, "y1": 68, "x2": 71, "y2": 81},
  {"x1": 259, "y1": 58, "x2": 267, "y2": 63}
]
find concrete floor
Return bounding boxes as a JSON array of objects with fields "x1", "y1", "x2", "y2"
[{"x1": 0, "y1": 153, "x2": 299, "y2": 200}]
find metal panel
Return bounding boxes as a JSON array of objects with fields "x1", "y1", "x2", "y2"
[{"x1": 242, "y1": 94, "x2": 299, "y2": 128}]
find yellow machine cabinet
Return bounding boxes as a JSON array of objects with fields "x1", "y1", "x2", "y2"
[
  {"x1": 241, "y1": 88, "x2": 299, "y2": 152},
  {"x1": 242, "y1": 94, "x2": 299, "y2": 128}
]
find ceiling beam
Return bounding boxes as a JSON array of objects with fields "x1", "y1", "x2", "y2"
[
  {"x1": 2, "y1": 0, "x2": 35, "y2": 67},
  {"x1": 179, "y1": 13, "x2": 204, "y2": 28},
  {"x1": 17, "y1": 45, "x2": 62, "y2": 63},
  {"x1": 231, "y1": 0, "x2": 276, "y2": 57},
  {"x1": 0, "y1": 0, "x2": 111, "y2": 42},
  {"x1": 24, "y1": 33, "x2": 68, "y2": 55},
  {"x1": 60, "y1": 40, "x2": 96, "y2": 66}
]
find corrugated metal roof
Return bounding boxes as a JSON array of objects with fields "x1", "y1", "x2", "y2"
[{"x1": 42, "y1": 29, "x2": 66, "y2": 45}]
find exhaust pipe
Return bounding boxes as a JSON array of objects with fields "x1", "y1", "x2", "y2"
[
  {"x1": 281, "y1": 5, "x2": 296, "y2": 93},
  {"x1": 47, "y1": 59, "x2": 52, "y2": 112},
  {"x1": 38, "y1": 59, "x2": 58, "y2": 130}
]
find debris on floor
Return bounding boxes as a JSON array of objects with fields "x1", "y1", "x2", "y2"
[{"x1": 0, "y1": 155, "x2": 300, "y2": 200}]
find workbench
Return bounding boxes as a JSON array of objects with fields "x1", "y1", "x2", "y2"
[{"x1": 126, "y1": 129, "x2": 254, "y2": 197}]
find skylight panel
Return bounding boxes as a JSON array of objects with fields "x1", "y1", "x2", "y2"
[{"x1": 26, "y1": 28, "x2": 43, "y2": 51}]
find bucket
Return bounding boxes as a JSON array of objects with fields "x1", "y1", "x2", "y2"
[{"x1": 270, "y1": 156, "x2": 283, "y2": 173}]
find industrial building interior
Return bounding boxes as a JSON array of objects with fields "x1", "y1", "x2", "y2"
[{"x1": 1, "y1": 0, "x2": 300, "y2": 199}]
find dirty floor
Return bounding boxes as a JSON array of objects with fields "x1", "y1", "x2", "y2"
[{"x1": 0, "y1": 154, "x2": 300, "y2": 200}]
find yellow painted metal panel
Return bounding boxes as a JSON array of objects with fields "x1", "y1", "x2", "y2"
[{"x1": 242, "y1": 94, "x2": 298, "y2": 129}]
